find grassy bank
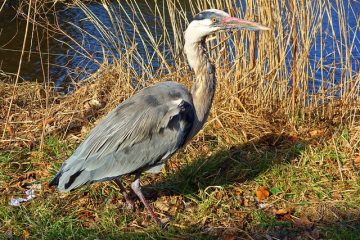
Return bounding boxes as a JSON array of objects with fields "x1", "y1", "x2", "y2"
[
  {"x1": 1, "y1": 0, "x2": 359, "y2": 239},
  {"x1": 0, "y1": 93, "x2": 359, "y2": 238},
  {"x1": 1, "y1": 64, "x2": 359, "y2": 238}
]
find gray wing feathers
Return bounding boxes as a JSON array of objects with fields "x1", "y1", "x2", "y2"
[{"x1": 53, "y1": 82, "x2": 194, "y2": 191}]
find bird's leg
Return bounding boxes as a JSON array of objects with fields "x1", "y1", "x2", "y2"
[
  {"x1": 131, "y1": 174, "x2": 162, "y2": 226},
  {"x1": 113, "y1": 179, "x2": 135, "y2": 210}
]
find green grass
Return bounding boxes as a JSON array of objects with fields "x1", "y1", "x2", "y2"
[
  {"x1": 1, "y1": 128, "x2": 359, "y2": 239},
  {"x1": 0, "y1": 0, "x2": 358, "y2": 238},
  {"x1": 321, "y1": 223, "x2": 360, "y2": 240}
]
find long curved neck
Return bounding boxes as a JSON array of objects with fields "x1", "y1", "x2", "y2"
[{"x1": 184, "y1": 37, "x2": 216, "y2": 140}]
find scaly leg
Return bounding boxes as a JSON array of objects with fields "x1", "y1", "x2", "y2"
[
  {"x1": 113, "y1": 178, "x2": 135, "y2": 210},
  {"x1": 131, "y1": 174, "x2": 162, "y2": 226}
]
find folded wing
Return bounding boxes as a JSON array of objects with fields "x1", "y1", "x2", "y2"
[{"x1": 49, "y1": 82, "x2": 194, "y2": 191}]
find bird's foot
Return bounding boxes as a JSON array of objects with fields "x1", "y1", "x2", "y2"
[
  {"x1": 150, "y1": 214, "x2": 167, "y2": 229},
  {"x1": 123, "y1": 195, "x2": 136, "y2": 210},
  {"x1": 157, "y1": 218, "x2": 170, "y2": 229},
  {"x1": 113, "y1": 179, "x2": 136, "y2": 210},
  {"x1": 143, "y1": 205, "x2": 172, "y2": 229},
  {"x1": 130, "y1": 175, "x2": 169, "y2": 228}
]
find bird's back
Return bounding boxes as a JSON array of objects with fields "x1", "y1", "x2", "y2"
[{"x1": 49, "y1": 81, "x2": 194, "y2": 191}]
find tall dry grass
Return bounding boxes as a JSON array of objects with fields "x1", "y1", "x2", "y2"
[
  {"x1": 60, "y1": 0, "x2": 359, "y2": 119},
  {"x1": 0, "y1": 0, "x2": 359, "y2": 149}
]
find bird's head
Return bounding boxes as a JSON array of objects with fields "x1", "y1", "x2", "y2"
[{"x1": 185, "y1": 9, "x2": 270, "y2": 43}]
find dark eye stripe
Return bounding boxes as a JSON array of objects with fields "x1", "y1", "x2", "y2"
[{"x1": 193, "y1": 11, "x2": 220, "y2": 21}]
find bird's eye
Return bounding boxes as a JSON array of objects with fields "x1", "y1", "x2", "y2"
[{"x1": 211, "y1": 17, "x2": 217, "y2": 23}]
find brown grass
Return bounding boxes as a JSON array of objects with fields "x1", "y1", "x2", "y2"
[{"x1": 0, "y1": 0, "x2": 359, "y2": 238}]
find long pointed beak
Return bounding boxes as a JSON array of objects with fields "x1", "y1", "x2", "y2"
[{"x1": 222, "y1": 16, "x2": 270, "y2": 31}]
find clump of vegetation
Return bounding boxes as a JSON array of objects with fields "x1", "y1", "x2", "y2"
[{"x1": 0, "y1": 0, "x2": 359, "y2": 239}]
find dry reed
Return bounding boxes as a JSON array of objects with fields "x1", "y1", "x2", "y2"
[
  {"x1": 0, "y1": 0, "x2": 359, "y2": 150},
  {"x1": 0, "y1": 2, "x2": 359, "y2": 237}
]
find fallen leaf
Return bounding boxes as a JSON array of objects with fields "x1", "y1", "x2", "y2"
[
  {"x1": 38, "y1": 117, "x2": 55, "y2": 127},
  {"x1": 6, "y1": 125, "x2": 15, "y2": 138},
  {"x1": 232, "y1": 210, "x2": 243, "y2": 218},
  {"x1": 77, "y1": 196, "x2": 89, "y2": 206},
  {"x1": 23, "y1": 229, "x2": 30, "y2": 239},
  {"x1": 154, "y1": 201, "x2": 169, "y2": 212},
  {"x1": 354, "y1": 156, "x2": 360, "y2": 164},
  {"x1": 273, "y1": 208, "x2": 292, "y2": 221},
  {"x1": 309, "y1": 129, "x2": 325, "y2": 137},
  {"x1": 233, "y1": 187, "x2": 242, "y2": 197},
  {"x1": 256, "y1": 186, "x2": 270, "y2": 202},
  {"x1": 202, "y1": 145, "x2": 210, "y2": 154},
  {"x1": 273, "y1": 208, "x2": 289, "y2": 215},
  {"x1": 222, "y1": 229, "x2": 237, "y2": 240},
  {"x1": 293, "y1": 216, "x2": 313, "y2": 229},
  {"x1": 77, "y1": 209, "x2": 96, "y2": 228},
  {"x1": 289, "y1": 134, "x2": 300, "y2": 143},
  {"x1": 213, "y1": 120, "x2": 223, "y2": 129},
  {"x1": 215, "y1": 190, "x2": 224, "y2": 199},
  {"x1": 331, "y1": 191, "x2": 342, "y2": 200},
  {"x1": 24, "y1": 172, "x2": 37, "y2": 180},
  {"x1": 242, "y1": 197, "x2": 249, "y2": 207},
  {"x1": 222, "y1": 233, "x2": 236, "y2": 240},
  {"x1": 42, "y1": 181, "x2": 51, "y2": 191}
]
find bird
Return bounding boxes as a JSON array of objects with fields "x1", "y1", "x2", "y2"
[{"x1": 49, "y1": 9, "x2": 270, "y2": 226}]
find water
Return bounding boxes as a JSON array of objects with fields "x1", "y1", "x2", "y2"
[
  {"x1": 0, "y1": 0, "x2": 359, "y2": 92},
  {"x1": 311, "y1": 0, "x2": 360, "y2": 89}
]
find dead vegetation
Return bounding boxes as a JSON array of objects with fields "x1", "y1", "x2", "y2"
[
  {"x1": 1, "y1": 59, "x2": 359, "y2": 238},
  {"x1": 0, "y1": 0, "x2": 359, "y2": 239}
]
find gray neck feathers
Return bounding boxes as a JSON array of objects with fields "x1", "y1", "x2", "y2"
[{"x1": 184, "y1": 38, "x2": 216, "y2": 139}]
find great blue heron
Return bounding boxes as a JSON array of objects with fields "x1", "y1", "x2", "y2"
[{"x1": 49, "y1": 9, "x2": 270, "y2": 226}]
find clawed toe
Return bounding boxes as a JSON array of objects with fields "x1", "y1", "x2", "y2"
[
  {"x1": 158, "y1": 219, "x2": 170, "y2": 229},
  {"x1": 124, "y1": 197, "x2": 135, "y2": 210}
]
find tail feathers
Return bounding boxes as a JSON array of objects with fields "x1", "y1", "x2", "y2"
[
  {"x1": 64, "y1": 169, "x2": 84, "y2": 190},
  {"x1": 49, "y1": 166, "x2": 89, "y2": 192},
  {"x1": 49, "y1": 171, "x2": 62, "y2": 188}
]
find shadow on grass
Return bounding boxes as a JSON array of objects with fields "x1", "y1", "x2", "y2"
[
  {"x1": 3, "y1": 134, "x2": 360, "y2": 239},
  {"x1": 149, "y1": 133, "x2": 306, "y2": 196}
]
